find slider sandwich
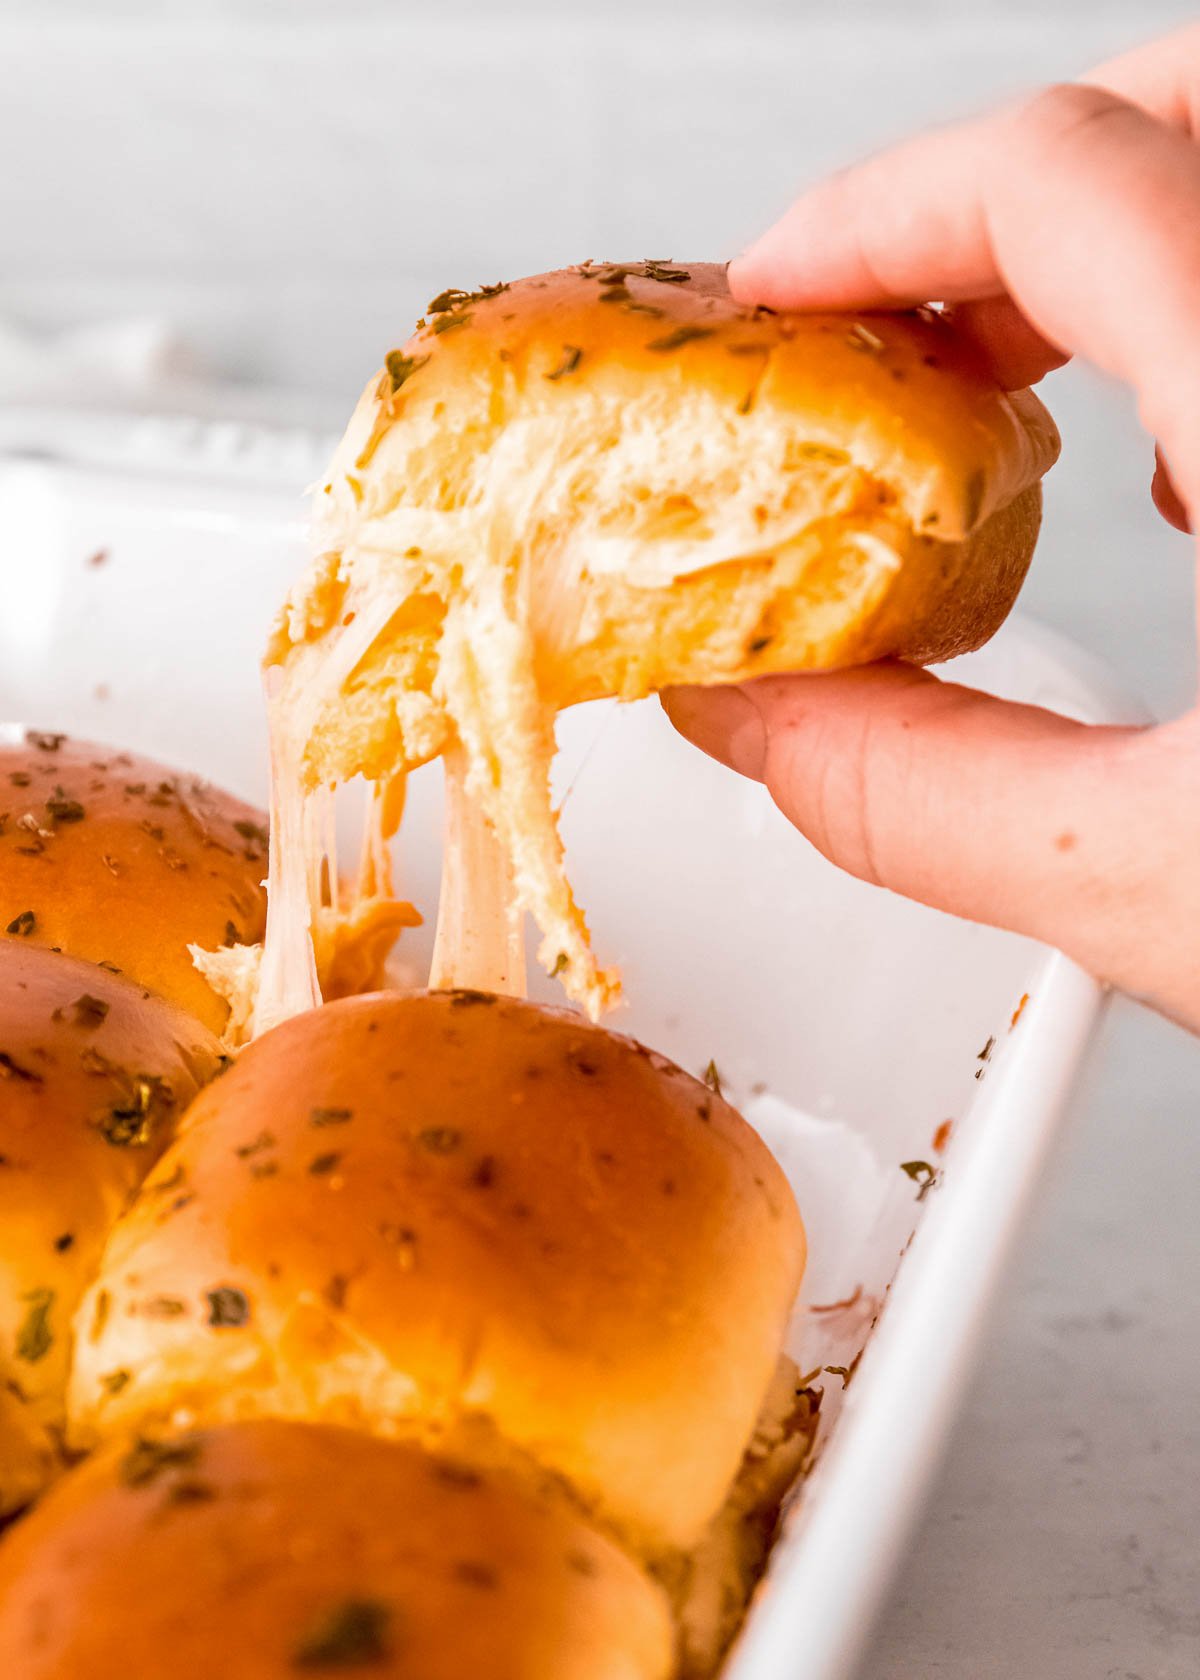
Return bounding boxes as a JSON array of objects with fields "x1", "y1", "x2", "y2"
[{"x1": 242, "y1": 262, "x2": 1058, "y2": 1036}]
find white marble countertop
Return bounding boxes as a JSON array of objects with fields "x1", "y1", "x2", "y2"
[{"x1": 861, "y1": 996, "x2": 1200, "y2": 1679}]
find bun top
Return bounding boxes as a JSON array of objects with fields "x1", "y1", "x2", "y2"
[
  {"x1": 0, "y1": 731, "x2": 268, "y2": 1034},
  {"x1": 316, "y1": 260, "x2": 1057, "y2": 568},
  {"x1": 0, "y1": 941, "x2": 223, "y2": 1441},
  {"x1": 0, "y1": 1419, "x2": 675, "y2": 1680},
  {"x1": 69, "y1": 991, "x2": 803, "y2": 1556}
]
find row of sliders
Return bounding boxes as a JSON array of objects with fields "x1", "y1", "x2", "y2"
[{"x1": 0, "y1": 727, "x2": 812, "y2": 1677}]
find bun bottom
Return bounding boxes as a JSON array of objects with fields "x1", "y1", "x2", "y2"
[{"x1": 551, "y1": 484, "x2": 1044, "y2": 703}]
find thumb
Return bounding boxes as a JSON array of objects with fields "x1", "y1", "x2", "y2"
[{"x1": 662, "y1": 665, "x2": 1171, "y2": 991}]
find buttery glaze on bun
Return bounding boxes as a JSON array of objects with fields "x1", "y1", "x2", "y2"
[
  {"x1": 0, "y1": 943, "x2": 223, "y2": 1512},
  {"x1": 68, "y1": 990, "x2": 803, "y2": 1560},
  {"x1": 0, "y1": 1419, "x2": 675, "y2": 1680},
  {"x1": 258, "y1": 262, "x2": 1060, "y2": 1024},
  {"x1": 0, "y1": 730, "x2": 269, "y2": 1034}
]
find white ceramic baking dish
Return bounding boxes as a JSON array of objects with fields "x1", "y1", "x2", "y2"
[{"x1": 0, "y1": 436, "x2": 1142, "y2": 1680}]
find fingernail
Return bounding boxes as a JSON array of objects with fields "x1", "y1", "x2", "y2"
[
  {"x1": 726, "y1": 251, "x2": 752, "y2": 287},
  {"x1": 726, "y1": 247, "x2": 776, "y2": 306},
  {"x1": 661, "y1": 685, "x2": 767, "y2": 781},
  {"x1": 1151, "y1": 452, "x2": 1193, "y2": 534}
]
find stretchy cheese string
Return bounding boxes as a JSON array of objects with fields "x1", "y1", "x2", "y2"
[
  {"x1": 252, "y1": 588, "x2": 417, "y2": 1038},
  {"x1": 242, "y1": 309, "x2": 915, "y2": 1037},
  {"x1": 428, "y1": 741, "x2": 525, "y2": 998},
  {"x1": 247, "y1": 482, "x2": 624, "y2": 1038}
]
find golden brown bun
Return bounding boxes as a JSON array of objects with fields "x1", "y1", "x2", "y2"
[
  {"x1": 0, "y1": 943, "x2": 223, "y2": 1509},
  {"x1": 0, "y1": 731, "x2": 268, "y2": 1033},
  {"x1": 286, "y1": 259, "x2": 1058, "y2": 789},
  {"x1": 261, "y1": 263, "x2": 1058, "y2": 1018},
  {"x1": 68, "y1": 991, "x2": 803, "y2": 1557},
  {"x1": 0, "y1": 1419, "x2": 675, "y2": 1679}
]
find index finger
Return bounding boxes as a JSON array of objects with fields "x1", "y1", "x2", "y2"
[
  {"x1": 731, "y1": 20, "x2": 1200, "y2": 313},
  {"x1": 1083, "y1": 20, "x2": 1200, "y2": 127},
  {"x1": 728, "y1": 83, "x2": 1200, "y2": 515}
]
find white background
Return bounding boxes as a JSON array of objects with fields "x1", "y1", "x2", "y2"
[{"x1": 1, "y1": 2, "x2": 1198, "y2": 1675}]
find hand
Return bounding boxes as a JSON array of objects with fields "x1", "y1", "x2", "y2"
[{"x1": 664, "y1": 25, "x2": 1200, "y2": 1032}]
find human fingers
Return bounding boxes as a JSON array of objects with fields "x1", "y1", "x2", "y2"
[
  {"x1": 728, "y1": 84, "x2": 1200, "y2": 516},
  {"x1": 945, "y1": 295, "x2": 1070, "y2": 389},
  {"x1": 663, "y1": 667, "x2": 1200, "y2": 1027}
]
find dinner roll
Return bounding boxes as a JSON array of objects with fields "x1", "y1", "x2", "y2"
[
  {"x1": 0, "y1": 730, "x2": 268, "y2": 1033},
  {"x1": 307, "y1": 260, "x2": 1058, "y2": 720},
  {"x1": 259, "y1": 262, "x2": 1059, "y2": 1020},
  {"x1": 68, "y1": 990, "x2": 803, "y2": 1558},
  {"x1": 0, "y1": 1418, "x2": 675, "y2": 1679},
  {"x1": 0, "y1": 942, "x2": 223, "y2": 1510}
]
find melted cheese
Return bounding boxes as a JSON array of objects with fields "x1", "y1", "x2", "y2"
[
  {"x1": 197, "y1": 626, "x2": 420, "y2": 1045},
  {"x1": 237, "y1": 469, "x2": 630, "y2": 1037},
  {"x1": 220, "y1": 329, "x2": 901, "y2": 1036},
  {"x1": 427, "y1": 742, "x2": 526, "y2": 997}
]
